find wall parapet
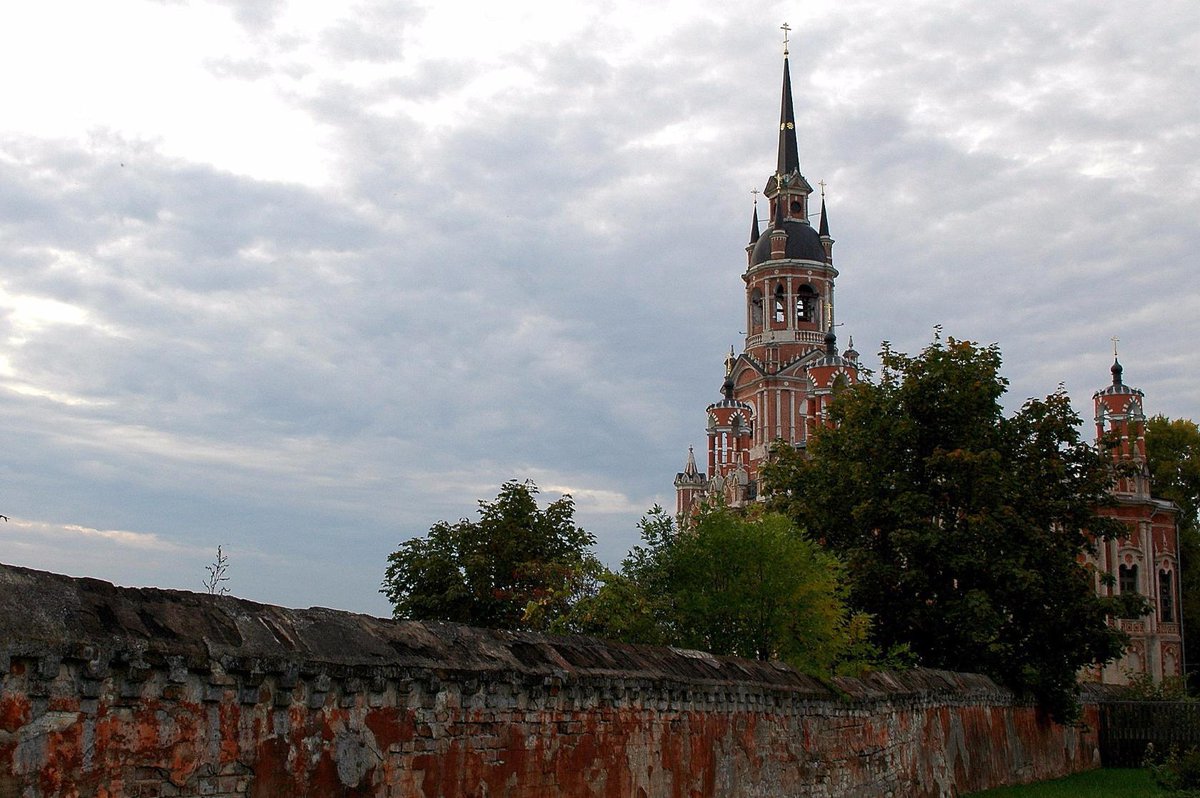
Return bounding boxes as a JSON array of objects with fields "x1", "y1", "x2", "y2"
[{"x1": 0, "y1": 562, "x2": 1099, "y2": 797}]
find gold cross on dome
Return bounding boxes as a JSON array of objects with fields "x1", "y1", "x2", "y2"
[
  {"x1": 1111, "y1": 336, "x2": 1120, "y2": 357},
  {"x1": 781, "y1": 23, "x2": 791, "y2": 55}
]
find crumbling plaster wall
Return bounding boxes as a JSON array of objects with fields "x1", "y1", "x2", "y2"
[{"x1": 0, "y1": 563, "x2": 1099, "y2": 797}]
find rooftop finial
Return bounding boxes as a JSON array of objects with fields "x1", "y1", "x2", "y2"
[
  {"x1": 818, "y1": 183, "x2": 831, "y2": 238},
  {"x1": 1110, "y1": 336, "x2": 1123, "y2": 386},
  {"x1": 749, "y1": 189, "x2": 761, "y2": 244},
  {"x1": 781, "y1": 22, "x2": 791, "y2": 56}
]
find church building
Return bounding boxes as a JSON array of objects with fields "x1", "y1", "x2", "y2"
[
  {"x1": 674, "y1": 37, "x2": 1184, "y2": 685},
  {"x1": 1087, "y1": 358, "x2": 1184, "y2": 683},
  {"x1": 674, "y1": 41, "x2": 859, "y2": 518}
]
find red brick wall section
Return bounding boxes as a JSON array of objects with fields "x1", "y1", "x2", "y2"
[{"x1": 0, "y1": 563, "x2": 1099, "y2": 797}]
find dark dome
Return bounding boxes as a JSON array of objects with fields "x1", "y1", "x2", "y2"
[{"x1": 750, "y1": 220, "x2": 826, "y2": 266}]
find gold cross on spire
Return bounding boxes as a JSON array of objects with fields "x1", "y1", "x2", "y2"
[
  {"x1": 818, "y1": 179, "x2": 827, "y2": 198},
  {"x1": 751, "y1": 187, "x2": 760, "y2": 206},
  {"x1": 1111, "y1": 336, "x2": 1120, "y2": 357},
  {"x1": 781, "y1": 23, "x2": 791, "y2": 56}
]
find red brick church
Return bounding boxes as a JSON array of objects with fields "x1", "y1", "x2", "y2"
[
  {"x1": 674, "y1": 41, "x2": 860, "y2": 518},
  {"x1": 674, "y1": 40, "x2": 1183, "y2": 685},
  {"x1": 1088, "y1": 358, "x2": 1184, "y2": 683}
]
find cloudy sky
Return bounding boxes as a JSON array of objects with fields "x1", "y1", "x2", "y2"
[{"x1": 1, "y1": 0, "x2": 1197, "y2": 616}]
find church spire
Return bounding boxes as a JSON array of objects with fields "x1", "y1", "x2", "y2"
[
  {"x1": 682, "y1": 446, "x2": 700, "y2": 477},
  {"x1": 749, "y1": 196, "x2": 761, "y2": 245},
  {"x1": 776, "y1": 51, "x2": 800, "y2": 177},
  {"x1": 818, "y1": 192, "x2": 830, "y2": 237}
]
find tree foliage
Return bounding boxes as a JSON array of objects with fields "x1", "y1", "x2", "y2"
[
  {"x1": 558, "y1": 505, "x2": 874, "y2": 676},
  {"x1": 381, "y1": 480, "x2": 597, "y2": 632},
  {"x1": 1146, "y1": 416, "x2": 1200, "y2": 528},
  {"x1": 1145, "y1": 414, "x2": 1200, "y2": 679},
  {"x1": 762, "y1": 334, "x2": 1131, "y2": 720}
]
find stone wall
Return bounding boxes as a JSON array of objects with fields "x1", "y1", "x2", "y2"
[{"x1": 0, "y1": 563, "x2": 1099, "y2": 797}]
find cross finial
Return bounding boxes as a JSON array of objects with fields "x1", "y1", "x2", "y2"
[
  {"x1": 781, "y1": 23, "x2": 791, "y2": 56},
  {"x1": 818, "y1": 179, "x2": 827, "y2": 198},
  {"x1": 751, "y1": 187, "x2": 760, "y2": 206},
  {"x1": 1111, "y1": 336, "x2": 1120, "y2": 357}
]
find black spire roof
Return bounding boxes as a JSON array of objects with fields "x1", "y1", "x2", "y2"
[
  {"x1": 818, "y1": 194, "x2": 830, "y2": 237},
  {"x1": 763, "y1": 54, "x2": 813, "y2": 198},
  {"x1": 749, "y1": 201, "x2": 761, "y2": 245},
  {"x1": 777, "y1": 56, "x2": 800, "y2": 177}
]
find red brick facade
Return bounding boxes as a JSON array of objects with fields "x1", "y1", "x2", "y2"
[
  {"x1": 0, "y1": 563, "x2": 1102, "y2": 797},
  {"x1": 1086, "y1": 359, "x2": 1185, "y2": 684}
]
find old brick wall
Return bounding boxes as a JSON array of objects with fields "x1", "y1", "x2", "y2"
[{"x1": 0, "y1": 563, "x2": 1099, "y2": 797}]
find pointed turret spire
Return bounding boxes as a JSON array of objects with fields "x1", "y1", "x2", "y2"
[
  {"x1": 683, "y1": 446, "x2": 700, "y2": 477},
  {"x1": 777, "y1": 54, "x2": 800, "y2": 178},
  {"x1": 818, "y1": 193, "x2": 830, "y2": 237},
  {"x1": 776, "y1": 25, "x2": 800, "y2": 181},
  {"x1": 749, "y1": 197, "x2": 761, "y2": 245}
]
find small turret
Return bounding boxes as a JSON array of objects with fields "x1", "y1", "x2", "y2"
[
  {"x1": 674, "y1": 446, "x2": 707, "y2": 520},
  {"x1": 1094, "y1": 348, "x2": 1149, "y2": 497},
  {"x1": 844, "y1": 336, "x2": 859, "y2": 363},
  {"x1": 818, "y1": 192, "x2": 834, "y2": 264}
]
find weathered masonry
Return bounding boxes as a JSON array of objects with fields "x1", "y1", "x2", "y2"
[{"x1": 0, "y1": 563, "x2": 1100, "y2": 797}]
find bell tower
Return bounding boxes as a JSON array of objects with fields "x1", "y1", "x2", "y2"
[
  {"x1": 1086, "y1": 349, "x2": 1184, "y2": 684},
  {"x1": 675, "y1": 27, "x2": 858, "y2": 520}
]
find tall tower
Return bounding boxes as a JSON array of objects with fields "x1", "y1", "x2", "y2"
[
  {"x1": 675, "y1": 34, "x2": 858, "y2": 519},
  {"x1": 1087, "y1": 355, "x2": 1184, "y2": 684}
]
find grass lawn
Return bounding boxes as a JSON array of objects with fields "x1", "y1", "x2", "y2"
[{"x1": 965, "y1": 768, "x2": 1164, "y2": 797}]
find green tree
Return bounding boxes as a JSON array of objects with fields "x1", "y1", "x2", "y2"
[
  {"x1": 381, "y1": 480, "x2": 598, "y2": 632},
  {"x1": 1145, "y1": 414, "x2": 1200, "y2": 679},
  {"x1": 762, "y1": 335, "x2": 1132, "y2": 720},
  {"x1": 560, "y1": 505, "x2": 873, "y2": 676}
]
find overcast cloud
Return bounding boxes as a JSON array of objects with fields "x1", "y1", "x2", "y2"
[{"x1": 0, "y1": 0, "x2": 1197, "y2": 615}]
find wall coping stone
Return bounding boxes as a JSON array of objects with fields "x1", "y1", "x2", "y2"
[{"x1": 1, "y1": 561, "x2": 1013, "y2": 709}]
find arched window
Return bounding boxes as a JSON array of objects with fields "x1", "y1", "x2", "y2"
[
  {"x1": 773, "y1": 285, "x2": 786, "y2": 324},
  {"x1": 750, "y1": 288, "x2": 763, "y2": 331},
  {"x1": 795, "y1": 284, "x2": 818, "y2": 325},
  {"x1": 1119, "y1": 563, "x2": 1139, "y2": 595},
  {"x1": 1160, "y1": 569, "x2": 1176, "y2": 622}
]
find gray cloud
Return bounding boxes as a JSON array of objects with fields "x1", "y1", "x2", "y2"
[{"x1": 2, "y1": 1, "x2": 1197, "y2": 614}]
